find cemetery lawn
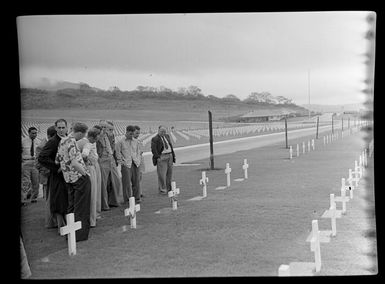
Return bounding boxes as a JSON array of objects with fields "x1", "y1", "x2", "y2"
[{"x1": 21, "y1": 129, "x2": 376, "y2": 278}]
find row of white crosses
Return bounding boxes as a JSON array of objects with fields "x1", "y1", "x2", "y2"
[
  {"x1": 323, "y1": 119, "x2": 369, "y2": 147},
  {"x1": 182, "y1": 123, "x2": 299, "y2": 141},
  {"x1": 59, "y1": 196, "x2": 142, "y2": 256},
  {"x1": 278, "y1": 148, "x2": 368, "y2": 276},
  {"x1": 225, "y1": 159, "x2": 249, "y2": 186},
  {"x1": 289, "y1": 139, "x2": 315, "y2": 160}
]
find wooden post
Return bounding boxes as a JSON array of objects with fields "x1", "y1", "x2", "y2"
[
  {"x1": 285, "y1": 117, "x2": 288, "y2": 149},
  {"x1": 316, "y1": 116, "x2": 319, "y2": 139},
  {"x1": 200, "y1": 171, "x2": 209, "y2": 198},
  {"x1": 289, "y1": 146, "x2": 293, "y2": 160},
  {"x1": 342, "y1": 116, "x2": 344, "y2": 131},
  {"x1": 310, "y1": 220, "x2": 322, "y2": 272},
  {"x1": 208, "y1": 111, "x2": 214, "y2": 170},
  {"x1": 225, "y1": 163, "x2": 232, "y2": 187},
  {"x1": 242, "y1": 159, "x2": 249, "y2": 179},
  {"x1": 330, "y1": 194, "x2": 337, "y2": 236}
]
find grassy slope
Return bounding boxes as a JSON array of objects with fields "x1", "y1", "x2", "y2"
[
  {"x1": 22, "y1": 128, "x2": 376, "y2": 278},
  {"x1": 21, "y1": 89, "x2": 308, "y2": 122}
]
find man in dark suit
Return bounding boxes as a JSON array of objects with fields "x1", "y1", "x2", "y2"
[
  {"x1": 151, "y1": 126, "x2": 176, "y2": 194},
  {"x1": 38, "y1": 119, "x2": 69, "y2": 232}
]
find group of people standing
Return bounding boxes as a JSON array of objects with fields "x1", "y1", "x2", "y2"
[{"x1": 21, "y1": 119, "x2": 176, "y2": 243}]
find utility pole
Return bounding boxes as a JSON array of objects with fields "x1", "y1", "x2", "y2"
[
  {"x1": 285, "y1": 116, "x2": 288, "y2": 149},
  {"x1": 308, "y1": 69, "x2": 311, "y2": 120},
  {"x1": 208, "y1": 110, "x2": 214, "y2": 170}
]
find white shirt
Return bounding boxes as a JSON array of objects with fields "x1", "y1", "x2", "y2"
[
  {"x1": 161, "y1": 136, "x2": 172, "y2": 154},
  {"x1": 82, "y1": 140, "x2": 99, "y2": 166},
  {"x1": 21, "y1": 137, "x2": 40, "y2": 160},
  {"x1": 115, "y1": 137, "x2": 141, "y2": 168}
]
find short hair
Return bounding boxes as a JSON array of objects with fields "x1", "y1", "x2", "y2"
[
  {"x1": 134, "y1": 125, "x2": 140, "y2": 131},
  {"x1": 93, "y1": 125, "x2": 102, "y2": 131},
  {"x1": 126, "y1": 125, "x2": 136, "y2": 132},
  {"x1": 72, "y1": 122, "x2": 88, "y2": 133},
  {"x1": 99, "y1": 120, "x2": 108, "y2": 128},
  {"x1": 46, "y1": 125, "x2": 57, "y2": 138},
  {"x1": 87, "y1": 128, "x2": 99, "y2": 140},
  {"x1": 28, "y1": 127, "x2": 37, "y2": 133},
  {"x1": 55, "y1": 118, "x2": 67, "y2": 126}
]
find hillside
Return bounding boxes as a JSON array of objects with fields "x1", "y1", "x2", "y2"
[{"x1": 20, "y1": 87, "x2": 309, "y2": 121}]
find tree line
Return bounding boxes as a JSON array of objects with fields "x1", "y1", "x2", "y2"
[{"x1": 21, "y1": 83, "x2": 296, "y2": 106}]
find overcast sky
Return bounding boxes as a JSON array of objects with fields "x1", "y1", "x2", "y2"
[{"x1": 17, "y1": 12, "x2": 373, "y2": 105}]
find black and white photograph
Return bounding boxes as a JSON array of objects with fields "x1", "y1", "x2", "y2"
[{"x1": 17, "y1": 11, "x2": 376, "y2": 278}]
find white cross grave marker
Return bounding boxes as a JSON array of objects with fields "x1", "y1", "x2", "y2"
[
  {"x1": 60, "y1": 213, "x2": 82, "y2": 256},
  {"x1": 200, "y1": 171, "x2": 209, "y2": 198},
  {"x1": 359, "y1": 154, "x2": 364, "y2": 175},
  {"x1": 308, "y1": 140, "x2": 311, "y2": 152},
  {"x1": 302, "y1": 142, "x2": 305, "y2": 154},
  {"x1": 309, "y1": 220, "x2": 322, "y2": 272},
  {"x1": 225, "y1": 163, "x2": 232, "y2": 187},
  {"x1": 321, "y1": 194, "x2": 342, "y2": 237},
  {"x1": 289, "y1": 146, "x2": 293, "y2": 160},
  {"x1": 364, "y1": 149, "x2": 368, "y2": 167},
  {"x1": 242, "y1": 159, "x2": 249, "y2": 179},
  {"x1": 342, "y1": 177, "x2": 354, "y2": 199},
  {"x1": 347, "y1": 169, "x2": 356, "y2": 190},
  {"x1": 326, "y1": 135, "x2": 329, "y2": 144},
  {"x1": 350, "y1": 166, "x2": 360, "y2": 187},
  {"x1": 311, "y1": 139, "x2": 315, "y2": 151},
  {"x1": 124, "y1": 196, "x2": 140, "y2": 229},
  {"x1": 334, "y1": 181, "x2": 350, "y2": 214},
  {"x1": 168, "y1": 181, "x2": 180, "y2": 210},
  {"x1": 296, "y1": 144, "x2": 300, "y2": 157},
  {"x1": 355, "y1": 160, "x2": 363, "y2": 179}
]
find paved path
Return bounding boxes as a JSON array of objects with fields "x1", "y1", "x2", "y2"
[{"x1": 142, "y1": 124, "x2": 335, "y2": 173}]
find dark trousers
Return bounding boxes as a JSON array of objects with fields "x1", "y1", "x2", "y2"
[
  {"x1": 67, "y1": 175, "x2": 91, "y2": 242},
  {"x1": 121, "y1": 163, "x2": 141, "y2": 202}
]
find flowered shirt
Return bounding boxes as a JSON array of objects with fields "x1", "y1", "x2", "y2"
[{"x1": 55, "y1": 134, "x2": 89, "y2": 183}]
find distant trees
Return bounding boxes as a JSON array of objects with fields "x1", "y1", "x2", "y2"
[
  {"x1": 132, "y1": 85, "x2": 295, "y2": 105},
  {"x1": 108, "y1": 86, "x2": 121, "y2": 93},
  {"x1": 275, "y1": 96, "x2": 293, "y2": 104},
  {"x1": 135, "y1": 86, "x2": 157, "y2": 93},
  {"x1": 243, "y1": 92, "x2": 293, "y2": 105},
  {"x1": 35, "y1": 81, "x2": 295, "y2": 106},
  {"x1": 177, "y1": 87, "x2": 188, "y2": 96},
  {"x1": 207, "y1": 94, "x2": 221, "y2": 101},
  {"x1": 79, "y1": 82, "x2": 92, "y2": 90},
  {"x1": 223, "y1": 94, "x2": 241, "y2": 102},
  {"x1": 186, "y1": 85, "x2": 202, "y2": 97}
]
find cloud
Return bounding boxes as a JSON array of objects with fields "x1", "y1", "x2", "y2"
[{"x1": 17, "y1": 12, "x2": 371, "y2": 105}]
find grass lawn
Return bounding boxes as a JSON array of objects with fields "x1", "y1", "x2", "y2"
[{"x1": 20, "y1": 127, "x2": 376, "y2": 278}]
